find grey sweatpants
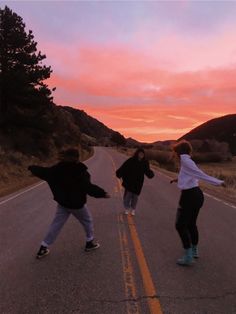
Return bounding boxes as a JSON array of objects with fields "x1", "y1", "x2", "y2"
[
  {"x1": 41, "y1": 204, "x2": 94, "y2": 247},
  {"x1": 123, "y1": 189, "x2": 139, "y2": 210}
]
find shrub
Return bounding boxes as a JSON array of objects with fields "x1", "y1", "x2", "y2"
[
  {"x1": 145, "y1": 149, "x2": 172, "y2": 164},
  {"x1": 193, "y1": 152, "x2": 224, "y2": 163}
]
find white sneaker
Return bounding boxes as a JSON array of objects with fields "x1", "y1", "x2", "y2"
[
  {"x1": 124, "y1": 210, "x2": 129, "y2": 215},
  {"x1": 131, "y1": 210, "x2": 135, "y2": 216}
]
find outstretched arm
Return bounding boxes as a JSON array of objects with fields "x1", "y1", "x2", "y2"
[
  {"x1": 28, "y1": 165, "x2": 53, "y2": 181},
  {"x1": 84, "y1": 171, "x2": 110, "y2": 198},
  {"x1": 183, "y1": 158, "x2": 224, "y2": 186},
  {"x1": 144, "y1": 161, "x2": 155, "y2": 179}
]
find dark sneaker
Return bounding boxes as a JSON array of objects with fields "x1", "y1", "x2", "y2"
[
  {"x1": 85, "y1": 240, "x2": 100, "y2": 252},
  {"x1": 36, "y1": 245, "x2": 50, "y2": 259}
]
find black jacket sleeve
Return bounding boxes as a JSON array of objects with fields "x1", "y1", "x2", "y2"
[
  {"x1": 28, "y1": 165, "x2": 53, "y2": 181},
  {"x1": 116, "y1": 167, "x2": 123, "y2": 179},
  {"x1": 144, "y1": 161, "x2": 155, "y2": 179},
  {"x1": 116, "y1": 159, "x2": 130, "y2": 178},
  {"x1": 83, "y1": 171, "x2": 107, "y2": 198}
]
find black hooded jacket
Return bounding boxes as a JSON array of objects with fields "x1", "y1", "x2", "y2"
[
  {"x1": 116, "y1": 155, "x2": 154, "y2": 195},
  {"x1": 28, "y1": 162, "x2": 107, "y2": 209}
]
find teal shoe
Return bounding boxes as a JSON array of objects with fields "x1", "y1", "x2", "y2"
[
  {"x1": 192, "y1": 245, "x2": 199, "y2": 258},
  {"x1": 177, "y1": 248, "x2": 193, "y2": 266}
]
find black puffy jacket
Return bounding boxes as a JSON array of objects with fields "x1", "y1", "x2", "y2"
[
  {"x1": 28, "y1": 161, "x2": 107, "y2": 209},
  {"x1": 116, "y1": 157, "x2": 154, "y2": 195}
]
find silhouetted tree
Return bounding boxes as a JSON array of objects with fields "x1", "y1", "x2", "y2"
[{"x1": 0, "y1": 6, "x2": 53, "y2": 124}]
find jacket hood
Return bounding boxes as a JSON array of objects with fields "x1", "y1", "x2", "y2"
[{"x1": 133, "y1": 148, "x2": 146, "y2": 160}]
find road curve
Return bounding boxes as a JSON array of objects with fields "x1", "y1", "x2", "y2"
[{"x1": 1, "y1": 147, "x2": 236, "y2": 314}]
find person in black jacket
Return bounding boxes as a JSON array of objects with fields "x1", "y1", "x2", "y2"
[
  {"x1": 116, "y1": 148, "x2": 154, "y2": 216},
  {"x1": 28, "y1": 148, "x2": 110, "y2": 259}
]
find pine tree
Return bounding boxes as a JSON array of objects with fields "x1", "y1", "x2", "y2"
[{"x1": 0, "y1": 6, "x2": 53, "y2": 123}]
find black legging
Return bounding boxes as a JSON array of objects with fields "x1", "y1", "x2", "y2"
[{"x1": 175, "y1": 187, "x2": 204, "y2": 249}]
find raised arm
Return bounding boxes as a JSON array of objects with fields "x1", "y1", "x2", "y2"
[
  {"x1": 28, "y1": 165, "x2": 53, "y2": 181},
  {"x1": 84, "y1": 171, "x2": 109, "y2": 198},
  {"x1": 182, "y1": 158, "x2": 224, "y2": 186}
]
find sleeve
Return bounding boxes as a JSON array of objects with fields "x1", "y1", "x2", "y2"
[
  {"x1": 116, "y1": 159, "x2": 129, "y2": 178},
  {"x1": 182, "y1": 158, "x2": 224, "y2": 186},
  {"x1": 28, "y1": 165, "x2": 53, "y2": 181},
  {"x1": 116, "y1": 167, "x2": 123, "y2": 178},
  {"x1": 83, "y1": 171, "x2": 107, "y2": 198},
  {"x1": 144, "y1": 161, "x2": 155, "y2": 179}
]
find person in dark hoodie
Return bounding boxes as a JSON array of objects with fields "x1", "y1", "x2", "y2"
[
  {"x1": 116, "y1": 148, "x2": 154, "y2": 216},
  {"x1": 28, "y1": 148, "x2": 110, "y2": 259}
]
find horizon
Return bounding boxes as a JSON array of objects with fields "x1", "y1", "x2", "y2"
[
  {"x1": 1, "y1": 1, "x2": 236, "y2": 142},
  {"x1": 66, "y1": 105, "x2": 235, "y2": 144}
]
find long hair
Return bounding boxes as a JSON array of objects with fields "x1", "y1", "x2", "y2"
[{"x1": 133, "y1": 148, "x2": 145, "y2": 160}]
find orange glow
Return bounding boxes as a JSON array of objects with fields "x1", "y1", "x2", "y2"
[
  {"x1": 45, "y1": 41, "x2": 236, "y2": 142},
  {"x1": 73, "y1": 103, "x2": 236, "y2": 142}
]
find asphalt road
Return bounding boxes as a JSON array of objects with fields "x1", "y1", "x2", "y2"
[{"x1": 1, "y1": 147, "x2": 236, "y2": 314}]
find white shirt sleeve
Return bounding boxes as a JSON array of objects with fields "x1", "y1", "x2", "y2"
[{"x1": 182, "y1": 157, "x2": 224, "y2": 186}]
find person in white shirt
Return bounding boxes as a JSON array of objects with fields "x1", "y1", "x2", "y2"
[{"x1": 170, "y1": 140, "x2": 225, "y2": 266}]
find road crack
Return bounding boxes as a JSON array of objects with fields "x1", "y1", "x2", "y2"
[
  {"x1": 69, "y1": 292, "x2": 236, "y2": 312},
  {"x1": 84, "y1": 290, "x2": 236, "y2": 305}
]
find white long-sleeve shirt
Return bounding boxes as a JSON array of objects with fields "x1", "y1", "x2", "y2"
[{"x1": 177, "y1": 154, "x2": 224, "y2": 190}]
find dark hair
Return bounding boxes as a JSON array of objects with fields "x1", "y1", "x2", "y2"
[
  {"x1": 133, "y1": 148, "x2": 145, "y2": 159},
  {"x1": 173, "y1": 140, "x2": 193, "y2": 156},
  {"x1": 59, "y1": 148, "x2": 80, "y2": 161}
]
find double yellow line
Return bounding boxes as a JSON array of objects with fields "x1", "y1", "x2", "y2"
[
  {"x1": 108, "y1": 152, "x2": 163, "y2": 314},
  {"x1": 117, "y1": 212, "x2": 140, "y2": 314},
  {"x1": 127, "y1": 213, "x2": 163, "y2": 314}
]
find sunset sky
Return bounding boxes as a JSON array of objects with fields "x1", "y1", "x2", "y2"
[{"x1": 1, "y1": 1, "x2": 236, "y2": 142}]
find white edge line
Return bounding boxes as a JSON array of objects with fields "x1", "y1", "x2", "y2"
[
  {"x1": 204, "y1": 192, "x2": 236, "y2": 209},
  {"x1": 84, "y1": 148, "x2": 96, "y2": 164},
  {"x1": 0, "y1": 182, "x2": 45, "y2": 206}
]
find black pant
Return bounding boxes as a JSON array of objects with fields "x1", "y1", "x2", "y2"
[{"x1": 175, "y1": 187, "x2": 204, "y2": 249}]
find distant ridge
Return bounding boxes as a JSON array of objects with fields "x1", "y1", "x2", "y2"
[
  {"x1": 179, "y1": 114, "x2": 236, "y2": 154},
  {"x1": 126, "y1": 137, "x2": 147, "y2": 147},
  {"x1": 61, "y1": 106, "x2": 126, "y2": 146}
]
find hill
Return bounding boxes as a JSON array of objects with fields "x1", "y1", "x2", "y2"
[
  {"x1": 152, "y1": 140, "x2": 176, "y2": 147},
  {"x1": 0, "y1": 103, "x2": 127, "y2": 196},
  {"x1": 0, "y1": 103, "x2": 127, "y2": 158},
  {"x1": 179, "y1": 114, "x2": 236, "y2": 155},
  {"x1": 126, "y1": 137, "x2": 148, "y2": 147},
  {"x1": 61, "y1": 106, "x2": 125, "y2": 146}
]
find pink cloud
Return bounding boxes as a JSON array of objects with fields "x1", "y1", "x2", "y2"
[
  {"x1": 42, "y1": 35, "x2": 236, "y2": 142},
  {"x1": 75, "y1": 102, "x2": 235, "y2": 142},
  {"x1": 133, "y1": 23, "x2": 236, "y2": 72}
]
